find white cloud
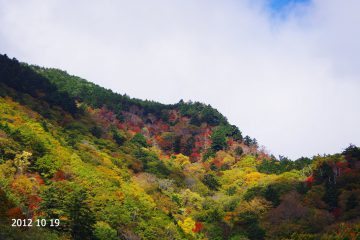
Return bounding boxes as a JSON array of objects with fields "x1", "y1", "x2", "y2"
[{"x1": 0, "y1": 0, "x2": 359, "y2": 158}]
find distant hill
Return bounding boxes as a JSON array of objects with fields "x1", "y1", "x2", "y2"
[{"x1": 0, "y1": 54, "x2": 359, "y2": 240}]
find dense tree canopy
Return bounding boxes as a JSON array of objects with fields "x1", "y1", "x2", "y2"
[{"x1": 0, "y1": 54, "x2": 359, "y2": 240}]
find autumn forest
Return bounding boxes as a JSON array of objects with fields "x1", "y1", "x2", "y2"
[{"x1": 0, "y1": 54, "x2": 359, "y2": 240}]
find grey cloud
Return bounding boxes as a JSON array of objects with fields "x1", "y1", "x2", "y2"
[{"x1": 0, "y1": 0, "x2": 359, "y2": 158}]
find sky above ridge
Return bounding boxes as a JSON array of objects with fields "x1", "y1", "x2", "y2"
[{"x1": 0, "y1": 0, "x2": 359, "y2": 159}]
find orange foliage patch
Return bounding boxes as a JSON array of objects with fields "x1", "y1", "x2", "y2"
[
  {"x1": 7, "y1": 207, "x2": 24, "y2": 219},
  {"x1": 306, "y1": 175, "x2": 314, "y2": 187},
  {"x1": 34, "y1": 174, "x2": 45, "y2": 185},
  {"x1": 52, "y1": 170, "x2": 66, "y2": 181},
  {"x1": 192, "y1": 222, "x2": 204, "y2": 233}
]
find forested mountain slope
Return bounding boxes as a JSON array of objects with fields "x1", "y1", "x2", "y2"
[{"x1": 0, "y1": 54, "x2": 359, "y2": 240}]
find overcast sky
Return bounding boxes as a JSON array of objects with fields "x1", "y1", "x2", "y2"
[{"x1": 0, "y1": 0, "x2": 359, "y2": 159}]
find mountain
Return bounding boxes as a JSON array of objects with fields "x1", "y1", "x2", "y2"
[{"x1": 0, "y1": 54, "x2": 359, "y2": 240}]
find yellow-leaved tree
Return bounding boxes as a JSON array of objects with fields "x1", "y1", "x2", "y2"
[
  {"x1": 178, "y1": 217, "x2": 196, "y2": 236},
  {"x1": 13, "y1": 151, "x2": 32, "y2": 175}
]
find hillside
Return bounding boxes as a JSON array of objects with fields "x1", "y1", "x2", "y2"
[{"x1": 0, "y1": 54, "x2": 359, "y2": 240}]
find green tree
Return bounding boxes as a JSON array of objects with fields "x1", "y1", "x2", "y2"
[
  {"x1": 235, "y1": 146, "x2": 243, "y2": 156},
  {"x1": 202, "y1": 174, "x2": 221, "y2": 191},
  {"x1": 94, "y1": 222, "x2": 117, "y2": 240},
  {"x1": 35, "y1": 154, "x2": 61, "y2": 178},
  {"x1": 40, "y1": 182, "x2": 96, "y2": 239},
  {"x1": 112, "y1": 130, "x2": 126, "y2": 145},
  {"x1": 211, "y1": 128, "x2": 228, "y2": 152},
  {"x1": 131, "y1": 133, "x2": 148, "y2": 147},
  {"x1": 90, "y1": 126, "x2": 103, "y2": 138},
  {"x1": 264, "y1": 185, "x2": 280, "y2": 206},
  {"x1": 244, "y1": 136, "x2": 252, "y2": 146},
  {"x1": 69, "y1": 189, "x2": 96, "y2": 240}
]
